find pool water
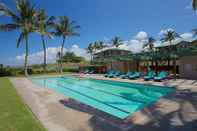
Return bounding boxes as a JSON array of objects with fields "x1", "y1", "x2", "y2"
[{"x1": 32, "y1": 76, "x2": 174, "y2": 119}]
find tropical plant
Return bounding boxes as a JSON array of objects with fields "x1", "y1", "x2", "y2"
[
  {"x1": 161, "y1": 29, "x2": 180, "y2": 78},
  {"x1": 143, "y1": 37, "x2": 156, "y2": 68},
  {"x1": 35, "y1": 9, "x2": 55, "y2": 73},
  {"x1": 143, "y1": 37, "x2": 155, "y2": 50},
  {"x1": 98, "y1": 41, "x2": 106, "y2": 49},
  {"x1": 62, "y1": 52, "x2": 85, "y2": 63},
  {"x1": 111, "y1": 36, "x2": 123, "y2": 48},
  {"x1": 0, "y1": 0, "x2": 38, "y2": 76},
  {"x1": 87, "y1": 43, "x2": 94, "y2": 62},
  {"x1": 192, "y1": 0, "x2": 197, "y2": 11},
  {"x1": 54, "y1": 16, "x2": 80, "y2": 73},
  {"x1": 56, "y1": 51, "x2": 61, "y2": 72}
]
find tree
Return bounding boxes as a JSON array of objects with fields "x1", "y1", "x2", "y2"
[
  {"x1": 161, "y1": 29, "x2": 180, "y2": 78},
  {"x1": 36, "y1": 9, "x2": 55, "y2": 73},
  {"x1": 192, "y1": 0, "x2": 197, "y2": 11},
  {"x1": 97, "y1": 41, "x2": 106, "y2": 50},
  {"x1": 54, "y1": 16, "x2": 80, "y2": 73},
  {"x1": 87, "y1": 43, "x2": 94, "y2": 62},
  {"x1": 62, "y1": 52, "x2": 85, "y2": 63},
  {"x1": 143, "y1": 37, "x2": 156, "y2": 68},
  {"x1": 0, "y1": 0, "x2": 38, "y2": 76},
  {"x1": 111, "y1": 36, "x2": 123, "y2": 48}
]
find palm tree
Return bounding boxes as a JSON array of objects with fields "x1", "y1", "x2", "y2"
[
  {"x1": 0, "y1": 0, "x2": 38, "y2": 76},
  {"x1": 87, "y1": 43, "x2": 94, "y2": 62},
  {"x1": 143, "y1": 37, "x2": 156, "y2": 68},
  {"x1": 111, "y1": 36, "x2": 123, "y2": 48},
  {"x1": 192, "y1": 0, "x2": 197, "y2": 11},
  {"x1": 36, "y1": 9, "x2": 55, "y2": 73},
  {"x1": 161, "y1": 29, "x2": 180, "y2": 78},
  {"x1": 97, "y1": 41, "x2": 106, "y2": 50},
  {"x1": 54, "y1": 16, "x2": 80, "y2": 73}
]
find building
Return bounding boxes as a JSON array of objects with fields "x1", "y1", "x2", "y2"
[
  {"x1": 92, "y1": 40, "x2": 197, "y2": 79},
  {"x1": 178, "y1": 39, "x2": 197, "y2": 80},
  {"x1": 93, "y1": 48, "x2": 135, "y2": 73}
]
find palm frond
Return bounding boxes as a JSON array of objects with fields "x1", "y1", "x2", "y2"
[
  {"x1": 17, "y1": 33, "x2": 25, "y2": 48},
  {"x1": 192, "y1": 28, "x2": 197, "y2": 36},
  {"x1": 54, "y1": 16, "x2": 80, "y2": 38},
  {"x1": 0, "y1": 24, "x2": 19, "y2": 31},
  {"x1": 0, "y1": 3, "x2": 19, "y2": 21},
  {"x1": 192, "y1": 0, "x2": 197, "y2": 11}
]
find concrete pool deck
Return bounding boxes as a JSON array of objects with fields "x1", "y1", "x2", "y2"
[{"x1": 10, "y1": 74, "x2": 197, "y2": 131}]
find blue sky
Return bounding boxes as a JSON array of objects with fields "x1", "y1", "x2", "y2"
[{"x1": 0, "y1": 0, "x2": 197, "y2": 66}]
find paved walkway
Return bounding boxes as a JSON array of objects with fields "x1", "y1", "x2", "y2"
[{"x1": 10, "y1": 74, "x2": 197, "y2": 131}]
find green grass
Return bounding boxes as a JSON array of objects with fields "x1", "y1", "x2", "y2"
[{"x1": 0, "y1": 77, "x2": 46, "y2": 131}]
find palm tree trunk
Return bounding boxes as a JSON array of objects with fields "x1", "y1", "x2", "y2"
[
  {"x1": 174, "y1": 58, "x2": 177, "y2": 79},
  {"x1": 60, "y1": 36, "x2": 66, "y2": 73},
  {"x1": 167, "y1": 59, "x2": 170, "y2": 68},
  {"x1": 24, "y1": 35, "x2": 29, "y2": 77},
  {"x1": 90, "y1": 53, "x2": 93, "y2": 64},
  {"x1": 41, "y1": 35, "x2": 47, "y2": 73}
]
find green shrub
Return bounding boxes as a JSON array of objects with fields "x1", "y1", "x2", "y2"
[{"x1": 62, "y1": 68, "x2": 79, "y2": 73}]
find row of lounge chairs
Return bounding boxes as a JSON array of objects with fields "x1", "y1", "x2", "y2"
[
  {"x1": 83, "y1": 69, "x2": 95, "y2": 74},
  {"x1": 104, "y1": 70, "x2": 169, "y2": 81}
]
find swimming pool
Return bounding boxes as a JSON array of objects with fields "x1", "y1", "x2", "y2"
[{"x1": 32, "y1": 76, "x2": 174, "y2": 119}]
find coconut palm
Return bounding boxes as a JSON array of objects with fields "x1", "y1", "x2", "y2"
[
  {"x1": 192, "y1": 0, "x2": 197, "y2": 11},
  {"x1": 87, "y1": 43, "x2": 94, "y2": 62},
  {"x1": 97, "y1": 41, "x2": 106, "y2": 50},
  {"x1": 36, "y1": 9, "x2": 55, "y2": 73},
  {"x1": 54, "y1": 16, "x2": 80, "y2": 73},
  {"x1": 161, "y1": 29, "x2": 180, "y2": 78},
  {"x1": 111, "y1": 36, "x2": 123, "y2": 48},
  {"x1": 143, "y1": 37, "x2": 156, "y2": 68},
  {"x1": 0, "y1": 0, "x2": 38, "y2": 76},
  {"x1": 143, "y1": 37, "x2": 155, "y2": 50}
]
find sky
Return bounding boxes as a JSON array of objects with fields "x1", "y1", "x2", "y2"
[{"x1": 0, "y1": 0, "x2": 197, "y2": 66}]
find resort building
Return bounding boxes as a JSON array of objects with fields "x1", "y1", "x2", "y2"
[
  {"x1": 93, "y1": 48, "x2": 136, "y2": 73},
  {"x1": 92, "y1": 40, "x2": 197, "y2": 79},
  {"x1": 178, "y1": 39, "x2": 197, "y2": 79}
]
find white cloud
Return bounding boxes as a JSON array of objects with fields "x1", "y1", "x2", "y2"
[
  {"x1": 99, "y1": 31, "x2": 149, "y2": 53},
  {"x1": 119, "y1": 31, "x2": 148, "y2": 53},
  {"x1": 134, "y1": 31, "x2": 148, "y2": 40},
  {"x1": 13, "y1": 45, "x2": 90, "y2": 66},
  {"x1": 70, "y1": 44, "x2": 90, "y2": 60},
  {"x1": 180, "y1": 32, "x2": 193, "y2": 40}
]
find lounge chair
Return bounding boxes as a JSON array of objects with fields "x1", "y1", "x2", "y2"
[
  {"x1": 104, "y1": 70, "x2": 114, "y2": 77},
  {"x1": 128, "y1": 72, "x2": 141, "y2": 79},
  {"x1": 108, "y1": 71, "x2": 121, "y2": 78},
  {"x1": 120, "y1": 71, "x2": 133, "y2": 79},
  {"x1": 88, "y1": 70, "x2": 95, "y2": 74},
  {"x1": 144, "y1": 71, "x2": 156, "y2": 81},
  {"x1": 154, "y1": 71, "x2": 168, "y2": 81},
  {"x1": 84, "y1": 69, "x2": 89, "y2": 74}
]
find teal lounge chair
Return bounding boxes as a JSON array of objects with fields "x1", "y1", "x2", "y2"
[
  {"x1": 144, "y1": 71, "x2": 156, "y2": 81},
  {"x1": 88, "y1": 70, "x2": 95, "y2": 74},
  {"x1": 108, "y1": 71, "x2": 121, "y2": 78},
  {"x1": 128, "y1": 72, "x2": 141, "y2": 79},
  {"x1": 104, "y1": 70, "x2": 114, "y2": 77},
  {"x1": 154, "y1": 71, "x2": 168, "y2": 81},
  {"x1": 84, "y1": 69, "x2": 89, "y2": 74},
  {"x1": 120, "y1": 71, "x2": 133, "y2": 79}
]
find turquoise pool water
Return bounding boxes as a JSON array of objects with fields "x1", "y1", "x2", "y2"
[{"x1": 32, "y1": 76, "x2": 174, "y2": 119}]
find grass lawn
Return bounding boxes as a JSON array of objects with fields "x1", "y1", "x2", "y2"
[{"x1": 0, "y1": 77, "x2": 46, "y2": 131}]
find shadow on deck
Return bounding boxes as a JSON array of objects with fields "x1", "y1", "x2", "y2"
[{"x1": 59, "y1": 88, "x2": 197, "y2": 131}]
